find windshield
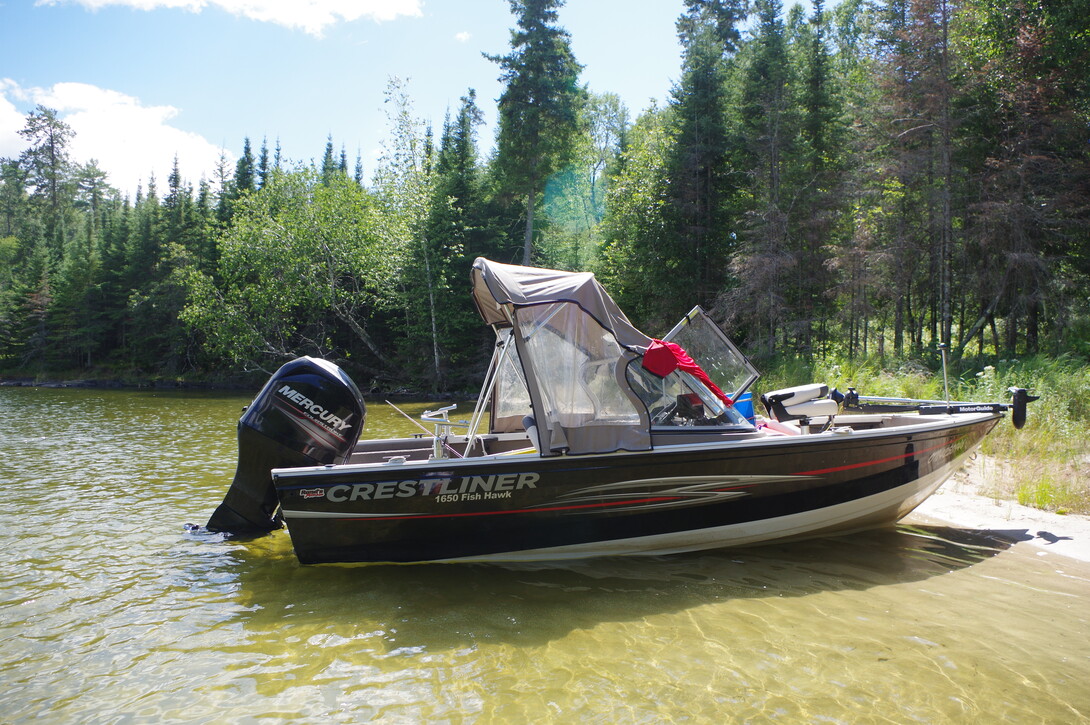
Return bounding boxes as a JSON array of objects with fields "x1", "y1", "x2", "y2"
[{"x1": 662, "y1": 307, "x2": 759, "y2": 401}]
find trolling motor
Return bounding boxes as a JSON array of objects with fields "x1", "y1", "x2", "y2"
[
  {"x1": 1008, "y1": 387, "x2": 1038, "y2": 429},
  {"x1": 835, "y1": 386, "x2": 1038, "y2": 429},
  {"x1": 827, "y1": 344, "x2": 1039, "y2": 427},
  {"x1": 205, "y1": 357, "x2": 366, "y2": 536}
]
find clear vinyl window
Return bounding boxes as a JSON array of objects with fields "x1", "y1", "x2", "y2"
[
  {"x1": 516, "y1": 302, "x2": 642, "y2": 430},
  {"x1": 626, "y1": 363, "x2": 750, "y2": 428}
]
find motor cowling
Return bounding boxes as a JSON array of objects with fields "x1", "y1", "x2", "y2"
[{"x1": 206, "y1": 356, "x2": 366, "y2": 535}]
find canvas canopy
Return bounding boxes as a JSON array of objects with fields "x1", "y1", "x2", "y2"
[
  {"x1": 471, "y1": 258, "x2": 652, "y2": 455},
  {"x1": 469, "y1": 258, "x2": 756, "y2": 457},
  {"x1": 471, "y1": 258, "x2": 652, "y2": 351}
]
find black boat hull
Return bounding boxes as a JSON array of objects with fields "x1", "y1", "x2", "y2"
[{"x1": 272, "y1": 414, "x2": 998, "y2": 564}]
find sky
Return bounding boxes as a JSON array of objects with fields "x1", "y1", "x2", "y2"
[{"x1": 0, "y1": 0, "x2": 697, "y2": 197}]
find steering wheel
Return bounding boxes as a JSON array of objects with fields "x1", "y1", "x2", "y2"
[{"x1": 652, "y1": 401, "x2": 679, "y2": 425}]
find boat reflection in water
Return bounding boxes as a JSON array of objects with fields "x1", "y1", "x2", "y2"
[
  {"x1": 217, "y1": 522, "x2": 1015, "y2": 648},
  {"x1": 204, "y1": 258, "x2": 1034, "y2": 565}
]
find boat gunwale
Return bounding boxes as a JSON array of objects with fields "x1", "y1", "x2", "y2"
[{"x1": 270, "y1": 410, "x2": 1001, "y2": 480}]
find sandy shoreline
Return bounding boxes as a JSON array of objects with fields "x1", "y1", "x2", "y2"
[{"x1": 909, "y1": 455, "x2": 1090, "y2": 563}]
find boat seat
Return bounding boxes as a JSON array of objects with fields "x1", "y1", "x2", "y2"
[
  {"x1": 522, "y1": 415, "x2": 540, "y2": 451},
  {"x1": 761, "y1": 384, "x2": 839, "y2": 423}
]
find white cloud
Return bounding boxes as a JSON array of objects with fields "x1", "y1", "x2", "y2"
[
  {"x1": 1, "y1": 79, "x2": 229, "y2": 197},
  {"x1": 455, "y1": 31, "x2": 470, "y2": 43},
  {"x1": 0, "y1": 81, "x2": 29, "y2": 160},
  {"x1": 37, "y1": 0, "x2": 423, "y2": 35}
]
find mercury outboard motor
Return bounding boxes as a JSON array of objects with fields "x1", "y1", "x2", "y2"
[{"x1": 206, "y1": 356, "x2": 366, "y2": 536}]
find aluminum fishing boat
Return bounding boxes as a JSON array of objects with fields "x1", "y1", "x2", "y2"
[{"x1": 204, "y1": 258, "x2": 1034, "y2": 564}]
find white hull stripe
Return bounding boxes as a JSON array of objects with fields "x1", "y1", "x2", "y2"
[{"x1": 433, "y1": 465, "x2": 957, "y2": 562}]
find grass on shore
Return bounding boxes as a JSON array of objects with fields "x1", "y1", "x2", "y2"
[{"x1": 755, "y1": 354, "x2": 1090, "y2": 516}]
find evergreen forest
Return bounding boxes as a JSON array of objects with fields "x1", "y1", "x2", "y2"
[{"x1": 2, "y1": 0, "x2": 1088, "y2": 394}]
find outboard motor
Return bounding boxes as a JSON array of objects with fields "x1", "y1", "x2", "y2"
[{"x1": 206, "y1": 357, "x2": 366, "y2": 535}]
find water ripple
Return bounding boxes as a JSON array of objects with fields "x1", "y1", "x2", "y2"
[{"x1": 1, "y1": 388, "x2": 1088, "y2": 722}]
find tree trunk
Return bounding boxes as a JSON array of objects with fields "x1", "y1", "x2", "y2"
[
  {"x1": 522, "y1": 189, "x2": 536, "y2": 265},
  {"x1": 423, "y1": 247, "x2": 442, "y2": 391},
  {"x1": 1027, "y1": 296, "x2": 1039, "y2": 354},
  {"x1": 894, "y1": 295, "x2": 904, "y2": 357},
  {"x1": 938, "y1": 0, "x2": 954, "y2": 348}
]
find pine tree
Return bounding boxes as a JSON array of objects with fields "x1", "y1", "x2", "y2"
[
  {"x1": 96, "y1": 198, "x2": 131, "y2": 355},
  {"x1": 17, "y1": 106, "x2": 74, "y2": 257},
  {"x1": 194, "y1": 178, "x2": 217, "y2": 273},
  {"x1": 234, "y1": 137, "x2": 256, "y2": 195},
  {"x1": 0, "y1": 158, "x2": 30, "y2": 239},
  {"x1": 51, "y1": 221, "x2": 101, "y2": 367},
  {"x1": 866, "y1": 0, "x2": 959, "y2": 355},
  {"x1": 955, "y1": 0, "x2": 1090, "y2": 355},
  {"x1": 213, "y1": 150, "x2": 233, "y2": 226},
  {"x1": 705, "y1": 0, "x2": 797, "y2": 354},
  {"x1": 164, "y1": 156, "x2": 189, "y2": 244},
  {"x1": 320, "y1": 136, "x2": 337, "y2": 186},
  {"x1": 487, "y1": 0, "x2": 587, "y2": 264},
  {"x1": 663, "y1": 0, "x2": 746, "y2": 320},
  {"x1": 791, "y1": 0, "x2": 845, "y2": 354},
  {"x1": 416, "y1": 89, "x2": 501, "y2": 387},
  {"x1": 13, "y1": 239, "x2": 53, "y2": 369},
  {"x1": 257, "y1": 137, "x2": 271, "y2": 189}
]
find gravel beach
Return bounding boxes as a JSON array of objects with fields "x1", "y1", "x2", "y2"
[{"x1": 910, "y1": 455, "x2": 1090, "y2": 563}]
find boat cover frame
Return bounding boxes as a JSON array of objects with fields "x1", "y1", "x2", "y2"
[{"x1": 470, "y1": 258, "x2": 759, "y2": 457}]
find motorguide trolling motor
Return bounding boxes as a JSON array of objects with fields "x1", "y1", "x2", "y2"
[
  {"x1": 834, "y1": 386, "x2": 1038, "y2": 429},
  {"x1": 205, "y1": 356, "x2": 366, "y2": 536}
]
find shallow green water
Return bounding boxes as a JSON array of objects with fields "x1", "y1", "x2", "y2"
[{"x1": 2, "y1": 386, "x2": 1088, "y2": 723}]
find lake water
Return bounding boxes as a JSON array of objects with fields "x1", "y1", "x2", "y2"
[{"x1": 2, "y1": 386, "x2": 1088, "y2": 723}]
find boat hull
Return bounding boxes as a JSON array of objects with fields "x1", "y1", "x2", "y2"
[{"x1": 272, "y1": 414, "x2": 998, "y2": 564}]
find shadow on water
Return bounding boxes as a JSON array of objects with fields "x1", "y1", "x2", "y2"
[{"x1": 196, "y1": 523, "x2": 1020, "y2": 652}]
